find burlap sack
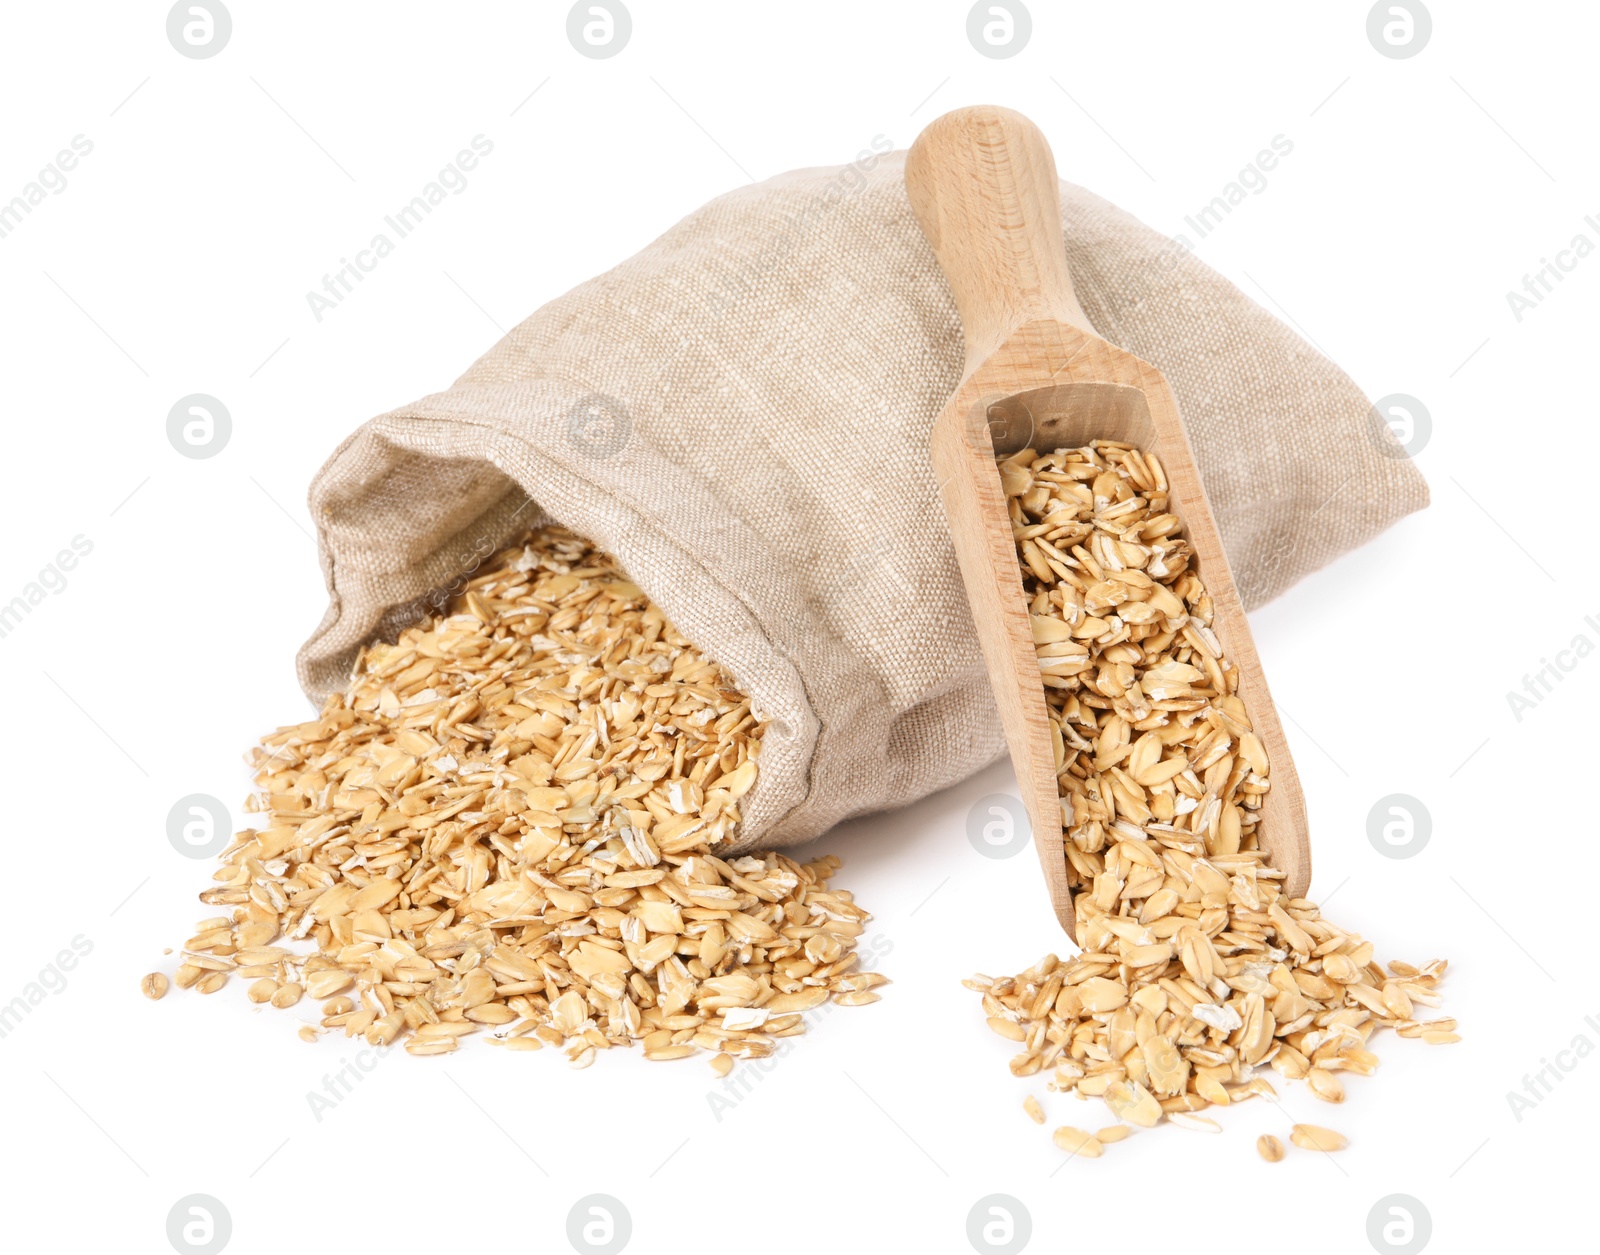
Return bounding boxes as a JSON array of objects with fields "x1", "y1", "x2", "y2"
[{"x1": 298, "y1": 150, "x2": 1427, "y2": 852}]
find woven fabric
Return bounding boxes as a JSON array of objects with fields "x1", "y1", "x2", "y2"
[{"x1": 297, "y1": 152, "x2": 1427, "y2": 851}]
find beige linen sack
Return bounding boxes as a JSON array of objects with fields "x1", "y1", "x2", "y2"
[{"x1": 298, "y1": 150, "x2": 1427, "y2": 852}]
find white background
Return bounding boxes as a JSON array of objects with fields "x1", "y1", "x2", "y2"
[{"x1": 1, "y1": 3, "x2": 1593, "y2": 1253}]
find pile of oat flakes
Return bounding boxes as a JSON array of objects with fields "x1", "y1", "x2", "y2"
[
  {"x1": 975, "y1": 442, "x2": 1455, "y2": 1160},
  {"x1": 147, "y1": 527, "x2": 880, "y2": 1069}
]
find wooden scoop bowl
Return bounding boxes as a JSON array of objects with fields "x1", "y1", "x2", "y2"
[{"x1": 904, "y1": 104, "x2": 1309, "y2": 935}]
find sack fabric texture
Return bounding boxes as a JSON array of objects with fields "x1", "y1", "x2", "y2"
[{"x1": 298, "y1": 151, "x2": 1428, "y2": 853}]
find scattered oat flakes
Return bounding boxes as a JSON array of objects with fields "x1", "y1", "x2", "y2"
[
  {"x1": 159, "y1": 527, "x2": 883, "y2": 1061},
  {"x1": 974, "y1": 442, "x2": 1452, "y2": 1152},
  {"x1": 140, "y1": 972, "x2": 168, "y2": 1001},
  {"x1": 1257, "y1": 1134, "x2": 1285, "y2": 1162},
  {"x1": 1023, "y1": 1095, "x2": 1044, "y2": 1124}
]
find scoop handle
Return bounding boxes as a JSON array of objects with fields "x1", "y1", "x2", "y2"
[{"x1": 904, "y1": 105, "x2": 1098, "y2": 376}]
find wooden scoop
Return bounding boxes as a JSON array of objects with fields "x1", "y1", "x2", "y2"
[{"x1": 904, "y1": 105, "x2": 1309, "y2": 935}]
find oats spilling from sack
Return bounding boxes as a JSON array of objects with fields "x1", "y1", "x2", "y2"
[
  {"x1": 156, "y1": 526, "x2": 881, "y2": 1064},
  {"x1": 976, "y1": 442, "x2": 1453, "y2": 1156}
]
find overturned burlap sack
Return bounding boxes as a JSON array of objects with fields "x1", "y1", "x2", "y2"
[{"x1": 298, "y1": 150, "x2": 1427, "y2": 852}]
